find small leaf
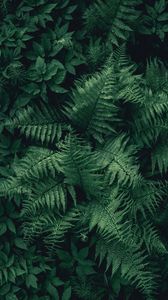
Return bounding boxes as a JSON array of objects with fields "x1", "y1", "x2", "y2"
[
  {"x1": 111, "y1": 272, "x2": 121, "y2": 296},
  {"x1": 0, "y1": 223, "x2": 7, "y2": 236},
  {"x1": 78, "y1": 247, "x2": 89, "y2": 259},
  {"x1": 48, "y1": 82, "x2": 67, "y2": 93},
  {"x1": 14, "y1": 95, "x2": 31, "y2": 108},
  {"x1": 21, "y1": 83, "x2": 40, "y2": 95},
  {"x1": 7, "y1": 219, "x2": 16, "y2": 233},
  {"x1": 0, "y1": 283, "x2": 11, "y2": 296},
  {"x1": 47, "y1": 283, "x2": 59, "y2": 299},
  {"x1": 35, "y1": 56, "x2": 46, "y2": 74},
  {"x1": 26, "y1": 274, "x2": 38, "y2": 289},
  {"x1": 62, "y1": 287, "x2": 71, "y2": 300},
  {"x1": 14, "y1": 238, "x2": 27, "y2": 250},
  {"x1": 52, "y1": 277, "x2": 64, "y2": 287}
]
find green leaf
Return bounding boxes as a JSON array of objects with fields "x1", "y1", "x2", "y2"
[
  {"x1": 26, "y1": 274, "x2": 38, "y2": 289},
  {"x1": 6, "y1": 219, "x2": 16, "y2": 233},
  {"x1": 0, "y1": 283, "x2": 11, "y2": 296},
  {"x1": 111, "y1": 271, "x2": 121, "y2": 296},
  {"x1": 78, "y1": 247, "x2": 89, "y2": 259},
  {"x1": 62, "y1": 287, "x2": 71, "y2": 300},
  {"x1": 157, "y1": 12, "x2": 168, "y2": 21},
  {"x1": 21, "y1": 83, "x2": 40, "y2": 95},
  {"x1": 44, "y1": 60, "x2": 64, "y2": 81},
  {"x1": 35, "y1": 56, "x2": 46, "y2": 74},
  {"x1": 0, "y1": 223, "x2": 7, "y2": 236},
  {"x1": 52, "y1": 277, "x2": 64, "y2": 287},
  {"x1": 48, "y1": 82, "x2": 67, "y2": 93},
  {"x1": 47, "y1": 283, "x2": 59, "y2": 299},
  {"x1": 5, "y1": 293, "x2": 18, "y2": 300},
  {"x1": 53, "y1": 69, "x2": 66, "y2": 85},
  {"x1": 33, "y1": 42, "x2": 45, "y2": 56},
  {"x1": 65, "y1": 64, "x2": 76, "y2": 74},
  {"x1": 56, "y1": 250, "x2": 72, "y2": 262},
  {"x1": 14, "y1": 238, "x2": 27, "y2": 250}
]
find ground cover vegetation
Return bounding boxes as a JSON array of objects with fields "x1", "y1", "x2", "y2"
[{"x1": 1, "y1": 0, "x2": 168, "y2": 299}]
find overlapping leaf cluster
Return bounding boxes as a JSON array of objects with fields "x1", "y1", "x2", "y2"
[{"x1": 1, "y1": 0, "x2": 168, "y2": 299}]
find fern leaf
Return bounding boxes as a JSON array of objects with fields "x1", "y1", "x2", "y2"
[
  {"x1": 44, "y1": 208, "x2": 80, "y2": 250},
  {"x1": 84, "y1": 0, "x2": 142, "y2": 46},
  {"x1": 125, "y1": 180, "x2": 162, "y2": 219},
  {"x1": 22, "y1": 176, "x2": 77, "y2": 216},
  {"x1": 57, "y1": 134, "x2": 103, "y2": 196},
  {"x1": 83, "y1": 186, "x2": 133, "y2": 245},
  {"x1": 97, "y1": 134, "x2": 141, "y2": 187},
  {"x1": 23, "y1": 213, "x2": 49, "y2": 243},
  {"x1": 138, "y1": 221, "x2": 167, "y2": 255},
  {"x1": 22, "y1": 177, "x2": 68, "y2": 215},
  {"x1": 6, "y1": 103, "x2": 65, "y2": 144},
  {"x1": 13, "y1": 147, "x2": 61, "y2": 180},
  {"x1": 64, "y1": 62, "x2": 118, "y2": 143},
  {"x1": 132, "y1": 117, "x2": 168, "y2": 148},
  {"x1": 95, "y1": 238, "x2": 157, "y2": 297},
  {"x1": 151, "y1": 140, "x2": 168, "y2": 174},
  {"x1": 0, "y1": 177, "x2": 31, "y2": 198}
]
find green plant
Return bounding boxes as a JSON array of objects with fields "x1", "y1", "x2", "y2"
[
  {"x1": 139, "y1": 0, "x2": 168, "y2": 41},
  {"x1": 1, "y1": 51, "x2": 168, "y2": 299},
  {"x1": 1, "y1": 1, "x2": 168, "y2": 300}
]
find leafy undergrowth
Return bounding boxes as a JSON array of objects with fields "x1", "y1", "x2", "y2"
[{"x1": 1, "y1": 0, "x2": 168, "y2": 299}]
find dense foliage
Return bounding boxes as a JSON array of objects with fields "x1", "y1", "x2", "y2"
[{"x1": 1, "y1": 0, "x2": 168, "y2": 299}]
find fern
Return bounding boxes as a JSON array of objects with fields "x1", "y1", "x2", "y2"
[
  {"x1": 125, "y1": 181, "x2": 163, "y2": 220},
  {"x1": 84, "y1": 0, "x2": 142, "y2": 46},
  {"x1": 151, "y1": 139, "x2": 168, "y2": 175},
  {"x1": 136, "y1": 221, "x2": 167, "y2": 255},
  {"x1": 95, "y1": 237, "x2": 157, "y2": 297},
  {"x1": 12, "y1": 146, "x2": 61, "y2": 180},
  {"x1": 56, "y1": 134, "x2": 103, "y2": 196},
  {"x1": 22, "y1": 177, "x2": 68, "y2": 215},
  {"x1": 1, "y1": 44, "x2": 168, "y2": 299},
  {"x1": 44, "y1": 208, "x2": 79, "y2": 251},
  {"x1": 0, "y1": 177, "x2": 31, "y2": 198},
  {"x1": 6, "y1": 103, "x2": 65, "y2": 144},
  {"x1": 71, "y1": 276, "x2": 105, "y2": 300},
  {"x1": 86, "y1": 196, "x2": 129, "y2": 244},
  {"x1": 23, "y1": 208, "x2": 79, "y2": 248},
  {"x1": 64, "y1": 61, "x2": 118, "y2": 143},
  {"x1": 96, "y1": 134, "x2": 141, "y2": 187}
]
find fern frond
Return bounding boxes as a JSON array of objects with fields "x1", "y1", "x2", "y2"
[
  {"x1": 57, "y1": 134, "x2": 103, "y2": 196},
  {"x1": 97, "y1": 134, "x2": 141, "y2": 187},
  {"x1": 108, "y1": 0, "x2": 142, "y2": 46},
  {"x1": 13, "y1": 147, "x2": 61, "y2": 180},
  {"x1": 0, "y1": 177, "x2": 31, "y2": 198},
  {"x1": 87, "y1": 197, "x2": 128, "y2": 244},
  {"x1": 22, "y1": 177, "x2": 68, "y2": 215},
  {"x1": 71, "y1": 276, "x2": 105, "y2": 300},
  {"x1": 6, "y1": 103, "x2": 65, "y2": 144},
  {"x1": 64, "y1": 62, "x2": 118, "y2": 143},
  {"x1": 23, "y1": 208, "x2": 79, "y2": 247},
  {"x1": 22, "y1": 176, "x2": 77, "y2": 216},
  {"x1": 117, "y1": 66, "x2": 144, "y2": 103},
  {"x1": 136, "y1": 221, "x2": 167, "y2": 255},
  {"x1": 23, "y1": 213, "x2": 49, "y2": 243},
  {"x1": 95, "y1": 238, "x2": 157, "y2": 298},
  {"x1": 82, "y1": 186, "x2": 135, "y2": 246},
  {"x1": 145, "y1": 59, "x2": 168, "y2": 93},
  {"x1": 44, "y1": 208, "x2": 80, "y2": 250},
  {"x1": 132, "y1": 117, "x2": 168, "y2": 148},
  {"x1": 125, "y1": 181, "x2": 162, "y2": 219},
  {"x1": 151, "y1": 139, "x2": 168, "y2": 174},
  {"x1": 113, "y1": 44, "x2": 131, "y2": 69},
  {"x1": 84, "y1": 0, "x2": 142, "y2": 46}
]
